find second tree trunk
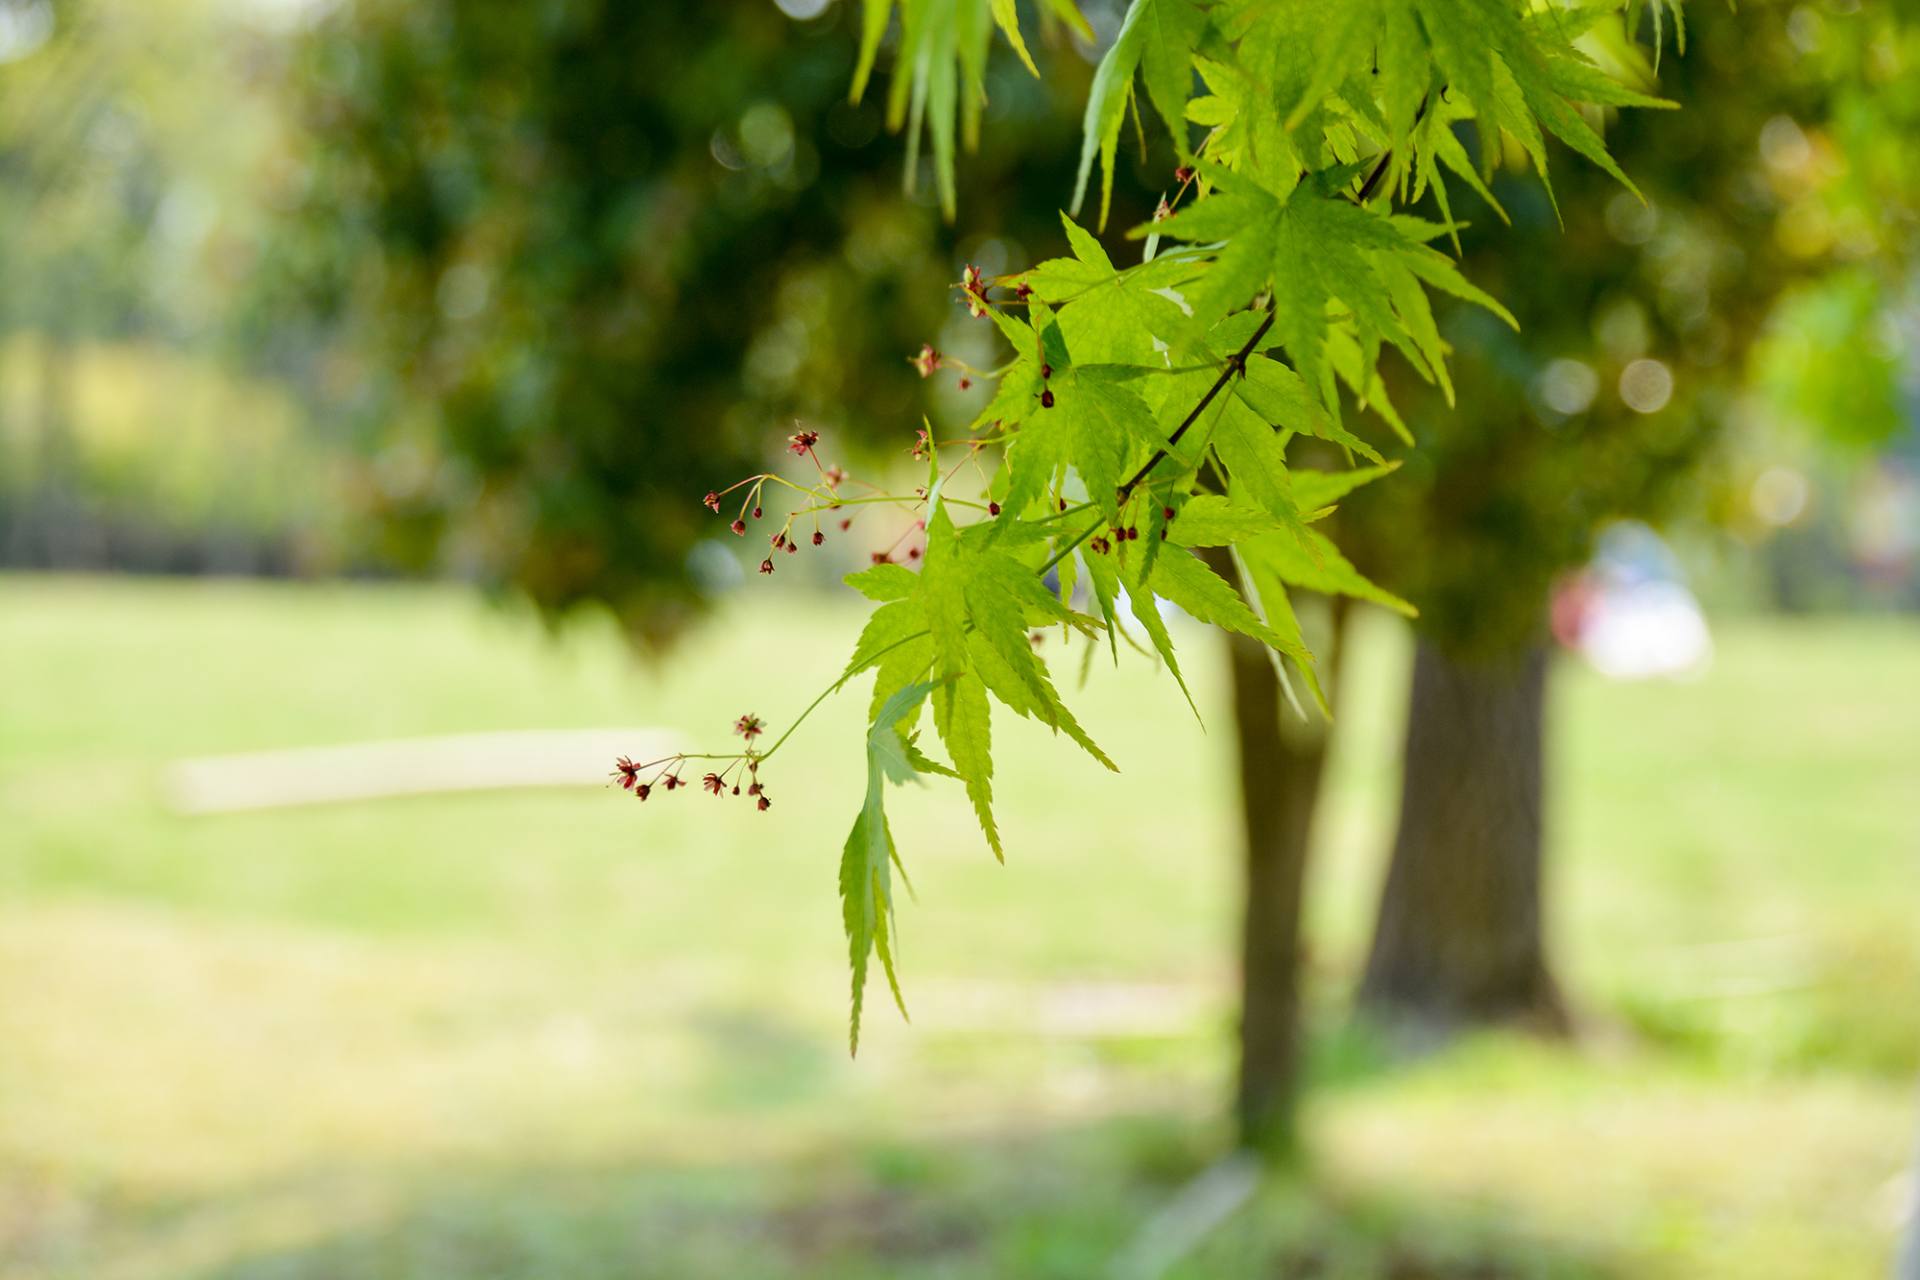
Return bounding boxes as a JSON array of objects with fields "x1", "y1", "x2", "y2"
[{"x1": 1357, "y1": 636, "x2": 1568, "y2": 1036}]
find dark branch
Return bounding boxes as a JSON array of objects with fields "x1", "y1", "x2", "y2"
[{"x1": 1115, "y1": 309, "x2": 1275, "y2": 505}]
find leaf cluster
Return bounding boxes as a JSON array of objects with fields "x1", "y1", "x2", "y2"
[{"x1": 811, "y1": 0, "x2": 1671, "y2": 1047}]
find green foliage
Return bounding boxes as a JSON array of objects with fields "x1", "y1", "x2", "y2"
[
  {"x1": 729, "y1": 0, "x2": 1676, "y2": 1044},
  {"x1": 851, "y1": 0, "x2": 1092, "y2": 218},
  {"x1": 1332, "y1": 1, "x2": 1920, "y2": 658}
]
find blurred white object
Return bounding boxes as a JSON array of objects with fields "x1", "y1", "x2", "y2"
[
  {"x1": 167, "y1": 729, "x2": 681, "y2": 814},
  {"x1": 1577, "y1": 579, "x2": 1714, "y2": 680},
  {"x1": 1552, "y1": 521, "x2": 1713, "y2": 681}
]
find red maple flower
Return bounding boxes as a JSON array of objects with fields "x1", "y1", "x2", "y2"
[
  {"x1": 734, "y1": 713, "x2": 765, "y2": 742},
  {"x1": 910, "y1": 343, "x2": 942, "y2": 378},
  {"x1": 703, "y1": 491, "x2": 721, "y2": 512},
  {"x1": 611, "y1": 756, "x2": 640, "y2": 790},
  {"x1": 788, "y1": 429, "x2": 820, "y2": 455},
  {"x1": 702, "y1": 773, "x2": 725, "y2": 795}
]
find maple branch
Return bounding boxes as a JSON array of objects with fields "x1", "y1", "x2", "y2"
[
  {"x1": 1115, "y1": 309, "x2": 1275, "y2": 505},
  {"x1": 1105, "y1": 120, "x2": 1417, "y2": 516},
  {"x1": 1355, "y1": 140, "x2": 1397, "y2": 203}
]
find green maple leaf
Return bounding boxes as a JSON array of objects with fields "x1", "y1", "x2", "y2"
[
  {"x1": 1073, "y1": 0, "x2": 1207, "y2": 229},
  {"x1": 1027, "y1": 214, "x2": 1197, "y2": 365},
  {"x1": 1149, "y1": 546, "x2": 1313, "y2": 667},
  {"x1": 841, "y1": 677, "x2": 942, "y2": 1054}
]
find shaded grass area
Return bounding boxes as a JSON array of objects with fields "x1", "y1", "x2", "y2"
[{"x1": 0, "y1": 576, "x2": 1915, "y2": 1278}]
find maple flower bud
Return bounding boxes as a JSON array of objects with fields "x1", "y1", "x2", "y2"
[
  {"x1": 757, "y1": 794, "x2": 771, "y2": 812},
  {"x1": 871, "y1": 551, "x2": 888, "y2": 564},
  {"x1": 958, "y1": 377, "x2": 971, "y2": 391},
  {"x1": 1154, "y1": 196, "x2": 1171, "y2": 223},
  {"x1": 1175, "y1": 165, "x2": 1194, "y2": 184},
  {"x1": 961, "y1": 264, "x2": 990, "y2": 318},
  {"x1": 703, "y1": 492, "x2": 720, "y2": 513},
  {"x1": 752, "y1": 505, "x2": 763, "y2": 519},
  {"x1": 759, "y1": 558, "x2": 775, "y2": 574},
  {"x1": 907, "y1": 546, "x2": 922, "y2": 561},
  {"x1": 839, "y1": 518, "x2": 852, "y2": 531},
  {"x1": 1040, "y1": 363, "x2": 1052, "y2": 380},
  {"x1": 988, "y1": 502, "x2": 1001, "y2": 517},
  {"x1": 730, "y1": 518, "x2": 747, "y2": 536},
  {"x1": 1014, "y1": 281, "x2": 1032, "y2": 301},
  {"x1": 1163, "y1": 506, "x2": 1175, "y2": 520},
  {"x1": 812, "y1": 530, "x2": 825, "y2": 546},
  {"x1": 635, "y1": 783, "x2": 651, "y2": 801},
  {"x1": 747, "y1": 782, "x2": 762, "y2": 796},
  {"x1": 1041, "y1": 389, "x2": 1055, "y2": 409},
  {"x1": 825, "y1": 465, "x2": 846, "y2": 488},
  {"x1": 911, "y1": 344, "x2": 942, "y2": 378},
  {"x1": 772, "y1": 533, "x2": 786, "y2": 550},
  {"x1": 785, "y1": 541, "x2": 796, "y2": 554}
]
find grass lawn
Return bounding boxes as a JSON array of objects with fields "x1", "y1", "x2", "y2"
[{"x1": 0, "y1": 574, "x2": 1915, "y2": 1279}]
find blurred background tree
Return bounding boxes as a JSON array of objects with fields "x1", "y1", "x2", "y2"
[
  {"x1": 0, "y1": 0, "x2": 339, "y2": 571},
  {"x1": 1319, "y1": 0, "x2": 1920, "y2": 1035},
  {"x1": 264, "y1": 0, "x2": 1119, "y2": 646}
]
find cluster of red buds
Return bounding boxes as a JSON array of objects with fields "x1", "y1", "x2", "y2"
[
  {"x1": 611, "y1": 712, "x2": 773, "y2": 811},
  {"x1": 705, "y1": 424, "x2": 858, "y2": 576}
]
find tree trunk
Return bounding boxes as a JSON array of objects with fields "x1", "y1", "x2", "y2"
[
  {"x1": 1356, "y1": 636, "x2": 1569, "y2": 1038},
  {"x1": 1203, "y1": 550, "x2": 1340, "y2": 1158}
]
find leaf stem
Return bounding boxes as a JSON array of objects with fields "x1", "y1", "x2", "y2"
[{"x1": 759, "y1": 628, "x2": 933, "y2": 763}]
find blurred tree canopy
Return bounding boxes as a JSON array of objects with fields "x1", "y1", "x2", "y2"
[
  {"x1": 272, "y1": 0, "x2": 1104, "y2": 644},
  {"x1": 1336, "y1": 0, "x2": 1920, "y2": 1031},
  {"x1": 1344, "y1": 0, "x2": 1920, "y2": 657}
]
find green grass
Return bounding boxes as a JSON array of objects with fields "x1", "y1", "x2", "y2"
[{"x1": 1, "y1": 575, "x2": 1915, "y2": 1279}]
